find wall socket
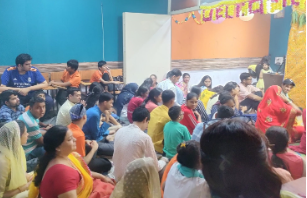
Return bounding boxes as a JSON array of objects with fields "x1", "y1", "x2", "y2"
[{"x1": 275, "y1": 57, "x2": 283, "y2": 65}]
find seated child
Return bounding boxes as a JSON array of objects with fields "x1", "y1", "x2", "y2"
[
  {"x1": 163, "y1": 106, "x2": 191, "y2": 159},
  {"x1": 266, "y1": 126, "x2": 305, "y2": 180},
  {"x1": 163, "y1": 140, "x2": 210, "y2": 198}
]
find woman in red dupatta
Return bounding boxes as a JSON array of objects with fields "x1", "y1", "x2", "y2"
[{"x1": 256, "y1": 85, "x2": 302, "y2": 138}]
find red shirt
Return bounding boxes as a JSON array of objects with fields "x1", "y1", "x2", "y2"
[
  {"x1": 127, "y1": 97, "x2": 144, "y2": 123},
  {"x1": 180, "y1": 104, "x2": 199, "y2": 134}
]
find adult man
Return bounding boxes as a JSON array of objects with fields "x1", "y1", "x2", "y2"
[
  {"x1": 90, "y1": 60, "x2": 121, "y2": 92},
  {"x1": 50, "y1": 59, "x2": 81, "y2": 105},
  {"x1": 113, "y1": 107, "x2": 168, "y2": 181},
  {"x1": 148, "y1": 90, "x2": 175, "y2": 154},
  {"x1": 238, "y1": 73, "x2": 263, "y2": 112},
  {"x1": 69, "y1": 104, "x2": 112, "y2": 173},
  {"x1": 0, "y1": 90, "x2": 25, "y2": 122},
  {"x1": 18, "y1": 97, "x2": 46, "y2": 171},
  {"x1": 56, "y1": 87, "x2": 82, "y2": 126},
  {"x1": 192, "y1": 106, "x2": 235, "y2": 142},
  {"x1": 281, "y1": 79, "x2": 296, "y2": 99},
  {"x1": 83, "y1": 92, "x2": 115, "y2": 156},
  {"x1": 1, "y1": 54, "x2": 53, "y2": 111},
  {"x1": 157, "y1": 69, "x2": 182, "y2": 105}
]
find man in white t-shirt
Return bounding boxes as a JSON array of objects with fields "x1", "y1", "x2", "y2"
[{"x1": 158, "y1": 69, "x2": 182, "y2": 105}]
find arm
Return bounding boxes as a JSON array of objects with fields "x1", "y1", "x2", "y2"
[
  {"x1": 99, "y1": 78, "x2": 121, "y2": 85},
  {"x1": 58, "y1": 190, "x2": 77, "y2": 198},
  {"x1": 50, "y1": 81, "x2": 71, "y2": 87},
  {"x1": 0, "y1": 112, "x2": 13, "y2": 123},
  {"x1": 234, "y1": 95, "x2": 240, "y2": 110},
  {"x1": 88, "y1": 116, "x2": 101, "y2": 140},
  {"x1": 108, "y1": 114, "x2": 120, "y2": 125},
  {"x1": 246, "y1": 93, "x2": 263, "y2": 101},
  {"x1": 106, "y1": 70, "x2": 114, "y2": 81},
  {"x1": 194, "y1": 111, "x2": 202, "y2": 123},
  {"x1": 35, "y1": 136, "x2": 44, "y2": 146},
  {"x1": 144, "y1": 137, "x2": 159, "y2": 171},
  {"x1": 196, "y1": 100, "x2": 209, "y2": 121},
  {"x1": 83, "y1": 140, "x2": 98, "y2": 165},
  {"x1": 0, "y1": 85, "x2": 20, "y2": 92},
  {"x1": 259, "y1": 69, "x2": 264, "y2": 79},
  {"x1": 91, "y1": 172, "x2": 115, "y2": 185}
]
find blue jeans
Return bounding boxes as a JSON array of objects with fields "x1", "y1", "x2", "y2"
[{"x1": 26, "y1": 146, "x2": 45, "y2": 172}]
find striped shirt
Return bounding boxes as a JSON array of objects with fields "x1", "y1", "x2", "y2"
[{"x1": 18, "y1": 111, "x2": 41, "y2": 155}]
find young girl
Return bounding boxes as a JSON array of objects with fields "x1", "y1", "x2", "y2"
[
  {"x1": 180, "y1": 93, "x2": 201, "y2": 134},
  {"x1": 256, "y1": 57, "x2": 272, "y2": 90},
  {"x1": 163, "y1": 140, "x2": 210, "y2": 198},
  {"x1": 176, "y1": 73, "x2": 190, "y2": 98},
  {"x1": 127, "y1": 86, "x2": 149, "y2": 123},
  {"x1": 197, "y1": 75, "x2": 212, "y2": 91},
  {"x1": 143, "y1": 88, "x2": 162, "y2": 112},
  {"x1": 266, "y1": 126, "x2": 305, "y2": 180}
]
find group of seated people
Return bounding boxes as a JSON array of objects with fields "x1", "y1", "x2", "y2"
[{"x1": 0, "y1": 54, "x2": 305, "y2": 198}]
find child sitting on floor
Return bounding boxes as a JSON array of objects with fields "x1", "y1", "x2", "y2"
[
  {"x1": 163, "y1": 106, "x2": 191, "y2": 159},
  {"x1": 163, "y1": 140, "x2": 210, "y2": 198},
  {"x1": 266, "y1": 126, "x2": 306, "y2": 180}
]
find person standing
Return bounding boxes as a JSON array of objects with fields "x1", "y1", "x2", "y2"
[
  {"x1": 0, "y1": 90, "x2": 24, "y2": 122},
  {"x1": 158, "y1": 69, "x2": 182, "y2": 105}
]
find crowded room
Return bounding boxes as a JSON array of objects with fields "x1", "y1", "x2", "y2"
[{"x1": 0, "y1": 0, "x2": 306, "y2": 197}]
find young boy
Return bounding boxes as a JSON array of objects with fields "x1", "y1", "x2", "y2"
[{"x1": 163, "y1": 106, "x2": 191, "y2": 159}]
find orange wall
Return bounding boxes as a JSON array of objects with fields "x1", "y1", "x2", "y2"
[{"x1": 172, "y1": 12, "x2": 271, "y2": 60}]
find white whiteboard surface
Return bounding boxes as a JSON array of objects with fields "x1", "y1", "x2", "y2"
[{"x1": 123, "y1": 12, "x2": 171, "y2": 85}]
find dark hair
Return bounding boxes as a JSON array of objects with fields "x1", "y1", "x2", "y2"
[
  {"x1": 224, "y1": 82, "x2": 238, "y2": 92},
  {"x1": 34, "y1": 125, "x2": 68, "y2": 187},
  {"x1": 217, "y1": 106, "x2": 234, "y2": 119},
  {"x1": 182, "y1": 73, "x2": 190, "y2": 78},
  {"x1": 89, "y1": 82, "x2": 104, "y2": 93},
  {"x1": 186, "y1": 92, "x2": 198, "y2": 101},
  {"x1": 67, "y1": 59, "x2": 79, "y2": 71},
  {"x1": 132, "y1": 107, "x2": 150, "y2": 122},
  {"x1": 190, "y1": 86, "x2": 202, "y2": 97},
  {"x1": 98, "y1": 60, "x2": 107, "y2": 68},
  {"x1": 240, "y1": 73, "x2": 252, "y2": 82},
  {"x1": 86, "y1": 86, "x2": 101, "y2": 110},
  {"x1": 177, "y1": 140, "x2": 200, "y2": 169},
  {"x1": 33, "y1": 90, "x2": 46, "y2": 98},
  {"x1": 1, "y1": 90, "x2": 18, "y2": 103},
  {"x1": 67, "y1": 87, "x2": 80, "y2": 98},
  {"x1": 168, "y1": 106, "x2": 182, "y2": 121},
  {"x1": 219, "y1": 92, "x2": 234, "y2": 105},
  {"x1": 16, "y1": 120, "x2": 26, "y2": 135},
  {"x1": 29, "y1": 96, "x2": 45, "y2": 108},
  {"x1": 140, "y1": 78, "x2": 153, "y2": 90},
  {"x1": 99, "y1": 92, "x2": 114, "y2": 103},
  {"x1": 143, "y1": 88, "x2": 162, "y2": 106},
  {"x1": 150, "y1": 74, "x2": 157, "y2": 79},
  {"x1": 197, "y1": 75, "x2": 212, "y2": 89},
  {"x1": 256, "y1": 56, "x2": 270, "y2": 80},
  {"x1": 15, "y1": 54, "x2": 32, "y2": 66},
  {"x1": 265, "y1": 126, "x2": 288, "y2": 170},
  {"x1": 166, "y1": 71, "x2": 171, "y2": 78},
  {"x1": 200, "y1": 120, "x2": 281, "y2": 198},
  {"x1": 162, "y1": 90, "x2": 175, "y2": 104},
  {"x1": 210, "y1": 85, "x2": 225, "y2": 100},
  {"x1": 136, "y1": 86, "x2": 148, "y2": 97},
  {"x1": 169, "y1": 69, "x2": 182, "y2": 77}
]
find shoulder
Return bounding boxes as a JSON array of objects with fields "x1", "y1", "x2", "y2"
[
  {"x1": 74, "y1": 71, "x2": 81, "y2": 77},
  {"x1": 30, "y1": 66, "x2": 39, "y2": 72},
  {"x1": 5, "y1": 66, "x2": 17, "y2": 72}
]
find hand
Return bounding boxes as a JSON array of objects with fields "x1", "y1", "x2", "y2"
[
  {"x1": 100, "y1": 175, "x2": 115, "y2": 185},
  {"x1": 194, "y1": 111, "x2": 200, "y2": 118},
  {"x1": 18, "y1": 88, "x2": 31, "y2": 96},
  {"x1": 45, "y1": 125, "x2": 52, "y2": 130},
  {"x1": 26, "y1": 173, "x2": 34, "y2": 182},
  {"x1": 49, "y1": 80, "x2": 54, "y2": 86},
  {"x1": 80, "y1": 100, "x2": 86, "y2": 106},
  {"x1": 240, "y1": 106, "x2": 248, "y2": 112},
  {"x1": 89, "y1": 140, "x2": 99, "y2": 151},
  {"x1": 160, "y1": 157, "x2": 169, "y2": 163},
  {"x1": 85, "y1": 140, "x2": 92, "y2": 145}
]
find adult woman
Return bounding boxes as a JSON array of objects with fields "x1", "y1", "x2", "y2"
[
  {"x1": 140, "y1": 78, "x2": 153, "y2": 90},
  {"x1": 255, "y1": 85, "x2": 302, "y2": 138},
  {"x1": 150, "y1": 74, "x2": 158, "y2": 89},
  {"x1": 29, "y1": 125, "x2": 115, "y2": 198},
  {"x1": 180, "y1": 93, "x2": 201, "y2": 134},
  {"x1": 113, "y1": 83, "x2": 138, "y2": 117},
  {"x1": 0, "y1": 121, "x2": 31, "y2": 198},
  {"x1": 196, "y1": 75, "x2": 212, "y2": 91},
  {"x1": 176, "y1": 73, "x2": 190, "y2": 98},
  {"x1": 201, "y1": 119, "x2": 282, "y2": 198},
  {"x1": 143, "y1": 88, "x2": 163, "y2": 112},
  {"x1": 110, "y1": 157, "x2": 161, "y2": 198},
  {"x1": 127, "y1": 86, "x2": 149, "y2": 123}
]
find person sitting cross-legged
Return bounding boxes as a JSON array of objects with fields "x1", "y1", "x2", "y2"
[
  {"x1": 0, "y1": 90, "x2": 25, "y2": 123},
  {"x1": 83, "y1": 92, "x2": 115, "y2": 156},
  {"x1": 68, "y1": 104, "x2": 112, "y2": 173},
  {"x1": 113, "y1": 107, "x2": 168, "y2": 182}
]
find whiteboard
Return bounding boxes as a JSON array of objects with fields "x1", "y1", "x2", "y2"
[{"x1": 123, "y1": 12, "x2": 171, "y2": 85}]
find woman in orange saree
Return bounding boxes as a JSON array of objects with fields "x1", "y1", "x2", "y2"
[{"x1": 255, "y1": 85, "x2": 302, "y2": 139}]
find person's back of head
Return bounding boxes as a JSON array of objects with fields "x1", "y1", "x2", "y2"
[
  {"x1": 177, "y1": 140, "x2": 200, "y2": 169},
  {"x1": 99, "y1": 92, "x2": 113, "y2": 104},
  {"x1": 67, "y1": 59, "x2": 79, "y2": 71},
  {"x1": 210, "y1": 85, "x2": 224, "y2": 100},
  {"x1": 240, "y1": 73, "x2": 252, "y2": 82},
  {"x1": 218, "y1": 92, "x2": 234, "y2": 105},
  {"x1": 143, "y1": 88, "x2": 163, "y2": 106},
  {"x1": 132, "y1": 107, "x2": 150, "y2": 130},
  {"x1": 89, "y1": 82, "x2": 104, "y2": 93},
  {"x1": 190, "y1": 86, "x2": 202, "y2": 98},
  {"x1": 141, "y1": 78, "x2": 153, "y2": 90},
  {"x1": 217, "y1": 106, "x2": 234, "y2": 119},
  {"x1": 200, "y1": 119, "x2": 281, "y2": 198},
  {"x1": 162, "y1": 90, "x2": 175, "y2": 106},
  {"x1": 265, "y1": 126, "x2": 289, "y2": 170},
  {"x1": 70, "y1": 104, "x2": 87, "y2": 125},
  {"x1": 224, "y1": 82, "x2": 238, "y2": 92},
  {"x1": 168, "y1": 106, "x2": 182, "y2": 121},
  {"x1": 169, "y1": 69, "x2": 182, "y2": 78}
]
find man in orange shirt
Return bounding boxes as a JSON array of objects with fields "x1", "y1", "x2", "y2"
[
  {"x1": 68, "y1": 103, "x2": 112, "y2": 173},
  {"x1": 90, "y1": 61, "x2": 121, "y2": 92}
]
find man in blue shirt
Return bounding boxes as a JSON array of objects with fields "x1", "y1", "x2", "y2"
[
  {"x1": 83, "y1": 92, "x2": 114, "y2": 156},
  {"x1": 0, "y1": 90, "x2": 25, "y2": 122},
  {"x1": 1, "y1": 54, "x2": 53, "y2": 118}
]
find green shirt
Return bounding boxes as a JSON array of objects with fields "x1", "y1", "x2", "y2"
[{"x1": 163, "y1": 121, "x2": 191, "y2": 159}]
